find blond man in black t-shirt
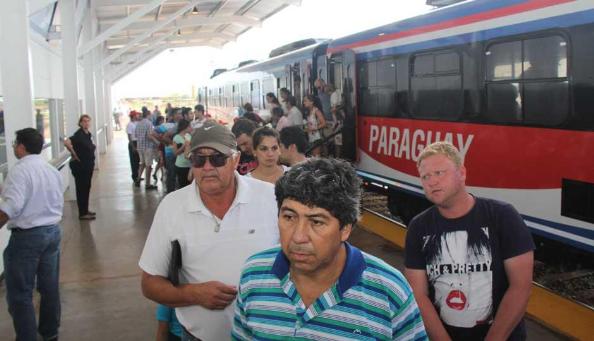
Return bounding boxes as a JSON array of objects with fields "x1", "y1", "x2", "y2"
[{"x1": 405, "y1": 141, "x2": 535, "y2": 341}]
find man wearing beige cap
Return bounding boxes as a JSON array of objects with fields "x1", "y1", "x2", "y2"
[{"x1": 139, "y1": 123, "x2": 280, "y2": 341}]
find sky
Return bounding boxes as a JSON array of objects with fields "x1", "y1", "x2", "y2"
[{"x1": 111, "y1": 0, "x2": 432, "y2": 99}]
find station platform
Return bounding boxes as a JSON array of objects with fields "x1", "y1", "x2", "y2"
[{"x1": 0, "y1": 131, "x2": 568, "y2": 340}]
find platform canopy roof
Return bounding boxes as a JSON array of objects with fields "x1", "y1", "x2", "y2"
[{"x1": 29, "y1": 0, "x2": 302, "y2": 80}]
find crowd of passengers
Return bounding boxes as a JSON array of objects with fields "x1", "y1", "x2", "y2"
[
  {"x1": 125, "y1": 78, "x2": 344, "y2": 194},
  {"x1": 123, "y1": 93, "x2": 533, "y2": 340},
  {"x1": 1, "y1": 82, "x2": 534, "y2": 341}
]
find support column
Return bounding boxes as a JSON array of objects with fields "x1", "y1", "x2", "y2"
[
  {"x1": 82, "y1": 12, "x2": 100, "y2": 167},
  {"x1": 0, "y1": 0, "x2": 36, "y2": 167},
  {"x1": 94, "y1": 48, "x2": 107, "y2": 154},
  {"x1": 61, "y1": 0, "x2": 80, "y2": 136},
  {"x1": 105, "y1": 78, "x2": 114, "y2": 145},
  {"x1": 61, "y1": 0, "x2": 81, "y2": 201}
]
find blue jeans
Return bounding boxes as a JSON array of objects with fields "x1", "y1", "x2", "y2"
[{"x1": 4, "y1": 225, "x2": 61, "y2": 341}]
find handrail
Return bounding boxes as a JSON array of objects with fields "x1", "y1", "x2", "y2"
[{"x1": 50, "y1": 152, "x2": 71, "y2": 170}]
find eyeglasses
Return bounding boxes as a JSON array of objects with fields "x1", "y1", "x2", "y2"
[{"x1": 191, "y1": 152, "x2": 232, "y2": 168}]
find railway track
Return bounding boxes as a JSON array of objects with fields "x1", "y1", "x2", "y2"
[{"x1": 359, "y1": 190, "x2": 594, "y2": 340}]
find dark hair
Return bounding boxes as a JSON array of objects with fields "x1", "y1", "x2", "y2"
[
  {"x1": 181, "y1": 107, "x2": 192, "y2": 116},
  {"x1": 243, "y1": 103, "x2": 254, "y2": 113},
  {"x1": 142, "y1": 110, "x2": 151, "y2": 118},
  {"x1": 78, "y1": 114, "x2": 91, "y2": 127},
  {"x1": 287, "y1": 96, "x2": 297, "y2": 107},
  {"x1": 156, "y1": 116, "x2": 165, "y2": 125},
  {"x1": 271, "y1": 107, "x2": 284, "y2": 118},
  {"x1": 279, "y1": 88, "x2": 290, "y2": 96},
  {"x1": 304, "y1": 94, "x2": 322, "y2": 112},
  {"x1": 266, "y1": 93, "x2": 280, "y2": 105},
  {"x1": 194, "y1": 104, "x2": 205, "y2": 113},
  {"x1": 252, "y1": 126, "x2": 280, "y2": 149},
  {"x1": 231, "y1": 118, "x2": 257, "y2": 138},
  {"x1": 275, "y1": 158, "x2": 361, "y2": 228},
  {"x1": 177, "y1": 119, "x2": 190, "y2": 133},
  {"x1": 279, "y1": 126, "x2": 308, "y2": 154},
  {"x1": 15, "y1": 128, "x2": 44, "y2": 154}
]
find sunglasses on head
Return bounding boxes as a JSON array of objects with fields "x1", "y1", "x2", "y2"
[{"x1": 191, "y1": 152, "x2": 232, "y2": 168}]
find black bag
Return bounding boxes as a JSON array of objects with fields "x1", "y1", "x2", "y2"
[{"x1": 168, "y1": 240, "x2": 182, "y2": 286}]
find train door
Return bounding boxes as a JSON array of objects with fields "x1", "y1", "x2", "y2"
[{"x1": 329, "y1": 50, "x2": 356, "y2": 161}]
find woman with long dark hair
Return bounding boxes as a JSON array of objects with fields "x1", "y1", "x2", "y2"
[
  {"x1": 247, "y1": 126, "x2": 288, "y2": 184},
  {"x1": 65, "y1": 115, "x2": 96, "y2": 220},
  {"x1": 303, "y1": 94, "x2": 326, "y2": 157}
]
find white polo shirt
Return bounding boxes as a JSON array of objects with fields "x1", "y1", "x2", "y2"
[{"x1": 139, "y1": 172, "x2": 279, "y2": 341}]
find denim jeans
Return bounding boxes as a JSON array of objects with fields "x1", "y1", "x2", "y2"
[
  {"x1": 4, "y1": 225, "x2": 61, "y2": 341},
  {"x1": 165, "y1": 153, "x2": 177, "y2": 193}
]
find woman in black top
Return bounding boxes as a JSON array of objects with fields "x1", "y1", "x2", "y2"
[{"x1": 65, "y1": 115, "x2": 96, "y2": 220}]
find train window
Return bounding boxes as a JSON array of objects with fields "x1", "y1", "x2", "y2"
[
  {"x1": 524, "y1": 36, "x2": 567, "y2": 79},
  {"x1": 486, "y1": 83, "x2": 522, "y2": 123},
  {"x1": 487, "y1": 41, "x2": 522, "y2": 81},
  {"x1": 357, "y1": 58, "x2": 397, "y2": 117},
  {"x1": 411, "y1": 51, "x2": 462, "y2": 120},
  {"x1": 524, "y1": 81, "x2": 569, "y2": 125},
  {"x1": 358, "y1": 63, "x2": 369, "y2": 87},
  {"x1": 377, "y1": 59, "x2": 396, "y2": 87},
  {"x1": 485, "y1": 35, "x2": 569, "y2": 126},
  {"x1": 414, "y1": 54, "x2": 433, "y2": 76},
  {"x1": 435, "y1": 52, "x2": 460, "y2": 73}
]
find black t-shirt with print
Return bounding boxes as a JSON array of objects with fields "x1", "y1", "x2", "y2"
[{"x1": 405, "y1": 197, "x2": 535, "y2": 341}]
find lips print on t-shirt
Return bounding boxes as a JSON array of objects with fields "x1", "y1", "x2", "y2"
[{"x1": 423, "y1": 228, "x2": 493, "y2": 328}]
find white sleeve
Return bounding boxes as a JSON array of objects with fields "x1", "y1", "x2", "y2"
[
  {"x1": 0, "y1": 167, "x2": 27, "y2": 219},
  {"x1": 138, "y1": 199, "x2": 174, "y2": 276}
]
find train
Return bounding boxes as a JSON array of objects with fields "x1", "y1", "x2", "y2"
[{"x1": 197, "y1": 0, "x2": 594, "y2": 254}]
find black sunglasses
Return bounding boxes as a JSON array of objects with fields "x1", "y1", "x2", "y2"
[{"x1": 191, "y1": 152, "x2": 232, "y2": 168}]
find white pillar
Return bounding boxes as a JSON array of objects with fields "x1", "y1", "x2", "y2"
[
  {"x1": 105, "y1": 78, "x2": 114, "y2": 144},
  {"x1": 94, "y1": 49, "x2": 107, "y2": 154},
  {"x1": 61, "y1": 0, "x2": 81, "y2": 136},
  {"x1": 61, "y1": 0, "x2": 81, "y2": 201},
  {"x1": 82, "y1": 12, "x2": 101, "y2": 168},
  {"x1": 0, "y1": 0, "x2": 36, "y2": 167}
]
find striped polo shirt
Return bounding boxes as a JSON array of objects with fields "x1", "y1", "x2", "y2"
[{"x1": 232, "y1": 243, "x2": 428, "y2": 340}]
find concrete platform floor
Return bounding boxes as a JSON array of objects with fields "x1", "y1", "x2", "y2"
[{"x1": 0, "y1": 131, "x2": 567, "y2": 340}]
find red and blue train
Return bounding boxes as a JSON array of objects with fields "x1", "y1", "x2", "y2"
[{"x1": 199, "y1": 0, "x2": 594, "y2": 254}]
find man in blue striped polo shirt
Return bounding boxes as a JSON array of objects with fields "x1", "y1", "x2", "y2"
[{"x1": 232, "y1": 158, "x2": 427, "y2": 340}]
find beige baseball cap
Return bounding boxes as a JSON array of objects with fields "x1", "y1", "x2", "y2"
[{"x1": 189, "y1": 122, "x2": 237, "y2": 154}]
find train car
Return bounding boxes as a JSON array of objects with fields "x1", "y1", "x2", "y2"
[
  {"x1": 326, "y1": 0, "x2": 594, "y2": 253},
  {"x1": 201, "y1": 39, "x2": 329, "y2": 124}
]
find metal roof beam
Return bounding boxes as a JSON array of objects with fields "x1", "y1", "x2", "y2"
[
  {"x1": 79, "y1": 0, "x2": 165, "y2": 56},
  {"x1": 109, "y1": 27, "x2": 176, "y2": 65},
  {"x1": 101, "y1": 0, "x2": 201, "y2": 67},
  {"x1": 106, "y1": 30, "x2": 235, "y2": 47},
  {"x1": 28, "y1": 0, "x2": 57, "y2": 15},
  {"x1": 101, "y1": 14, "x2": 261, "y2": 31},
  {"x1": 109, "y1": 48, "x2": 161, "y2": 83},
  {"x1": 97, "y1": 0, "x2": 185, "y2": 6},
  {"x1": 74, "y1": 0, "x2": 89, "y2": 37}
]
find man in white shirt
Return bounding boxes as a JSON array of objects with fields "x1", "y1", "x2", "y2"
[
  {"x1": 285, "y1": 96, "x2": 304, "y2": 128},
  {"x1": 127, "y1": 111, "x2": 140, "y2": 184},
  {"x1": 139, "y1": 122, "x2": 279, "y2": 341},
  {"x1": 0, "y1": 128, "x2": 64, "y2": 341}
]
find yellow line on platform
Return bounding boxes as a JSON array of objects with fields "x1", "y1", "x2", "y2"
[{"x1": 359, "y1": 210, "x2": 594, "y2": 341}]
